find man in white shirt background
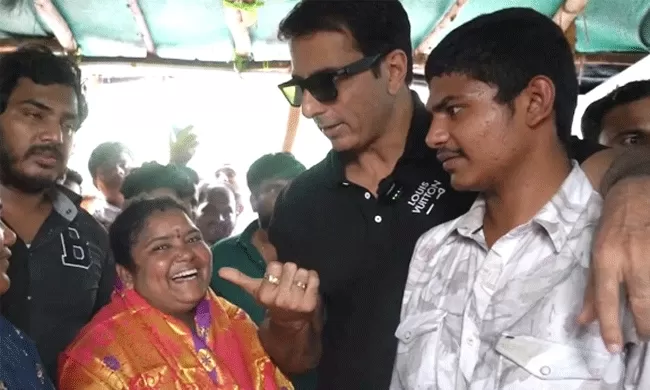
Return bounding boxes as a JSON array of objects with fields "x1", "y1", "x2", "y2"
[{"x1": 391, "y1": 8, "x2": 648, "y2": 389}]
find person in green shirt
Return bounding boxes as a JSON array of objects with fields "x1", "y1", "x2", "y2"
[{"x1": 211, "y1": 152, "x2": 316, "y2": 390}]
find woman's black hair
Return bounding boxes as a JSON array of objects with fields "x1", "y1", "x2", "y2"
[{"x1": 109, "y1": 195, "x2": 189, "y2": 271}]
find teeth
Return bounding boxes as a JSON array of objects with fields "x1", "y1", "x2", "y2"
[{"x1": 172, "y1": 269, "x2": 198, "y2": 280}]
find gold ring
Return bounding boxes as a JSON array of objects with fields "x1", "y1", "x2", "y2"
[
  {"x1": 265, "y1": 274, "x2": 280, "y2": 285},
  {"x1": 294, "y1": 281, "x2": 307, "y2": 290}
]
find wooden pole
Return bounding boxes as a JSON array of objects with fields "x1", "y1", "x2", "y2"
[
  {"x1": 127, "y1": 0, "x2": 156, "y2": 56},
  {"x1": 413, "y1": 0, "x2": 468, "y2": 63},
  {"x1": 33, "y1": 0, "x2": 77, "y2": 53},
  {"x1": 552, "y1": 0, "x2": 590, "y2": 32},
  {"x1": 282, "y1": 106, "x2": 301, "y2": 152}
]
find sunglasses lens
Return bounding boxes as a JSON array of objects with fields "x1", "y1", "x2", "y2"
[
  {"x1": 310, "y1": 83, "x2": 338, "y2": 104},
  {"x1": 280, "y1": 74, "x2": 338, "y2": 107},
  {"x1": 280, "y1": 84, "x2": 303, "y2": 107}
]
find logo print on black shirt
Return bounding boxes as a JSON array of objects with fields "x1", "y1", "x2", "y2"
[
  {"x1": 60, "y1": 227, "x2": 90, "y2": 269},
  {"x1": 408, "y1": 180, "x2": 447, "y2": 215}
]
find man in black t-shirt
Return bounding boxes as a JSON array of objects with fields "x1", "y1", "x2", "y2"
[
  {"x1": 219, "y1": 2, "x2": 650, "y2": 389},
  {"x1": 0, "y1": 46, "x2": 115, "y2": 379}
]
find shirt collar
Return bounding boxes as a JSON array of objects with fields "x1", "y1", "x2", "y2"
[
  {"x1": 236, "y1": 220, "x2": 261, "y2": 246},
  {"x1": 533, "y1": 161, "x2": 600, "y2": 252},
  {"x1": 235, "y1": 221, "x2": 267, "y2": 269},
  {"x1": 454, "y1": 161, "x2": 600, "y2": 253},
  {"x1": 50, "y1": 185, "x2": 80, "y2": 222},
  {"x1": 323, "y1": 90, "x2": 432, "y2": 188}
]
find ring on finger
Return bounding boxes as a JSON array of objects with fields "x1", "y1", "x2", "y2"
[
  {"x1": 294, "y1": 281, "x2": 307, "y2": 290},
  {"x1": 265, "y1": 274, "x2": 280, "y2": 286}
]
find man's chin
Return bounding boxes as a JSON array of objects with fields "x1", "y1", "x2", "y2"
[
  {"x1": 0, "y1": 172, "x2": 56, "y2": 193},
  {"x1": 449, "y1": 174, "x2": 484, "y2": 193}
]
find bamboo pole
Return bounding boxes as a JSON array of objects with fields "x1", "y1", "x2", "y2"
[
  {"x1": 127, "y1": 0, "x2": 156, "y2": 56},
  {"x1": 553, "y1": 0, "x2": 589, "y2": 32},
  {"x1": 413, "y1": 0, "x2": 468, "y2": 62},
  {"x1": 33, "y1": 0, "x2": 77, "y2": 53},
  {"x1": 282, "y1": 106, "x2": 301, "y2": 152}
]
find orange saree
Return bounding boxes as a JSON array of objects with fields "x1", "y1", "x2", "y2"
[{"x1": 58, "y1": 288, "x2": 293, "y2": 390}]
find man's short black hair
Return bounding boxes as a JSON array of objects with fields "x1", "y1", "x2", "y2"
[
  {"x1": 120, "y1": 162, "x2": 195, "y2": 201},
  {"x1": 581, "y1": 80, "x2": 650, "y2": 142},
  {"x1": 64, "y1": 168, "x2": 83, "y2": 186},
  {"x1": 0, "y1": 45, "x2": 88, "y2": 127},
  {"x1": 87, "y1": 142, "x2": 131, "y2": 182},
  {"x1": 246, "y1": 152, "x2": 306, "y2": 194},
  {"x1": 278, "y1": 0, "x2": 413, "y2": 84},
  {"x1": 425, "y1": 7, "x2": 577, "y2": 144}
]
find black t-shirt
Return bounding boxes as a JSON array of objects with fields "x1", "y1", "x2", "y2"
[
  {"x1": 269, "y1": 92, "x2": 605, "y2": 390},
  {"x1": 0, "y1": 186, "x2": 115, "y2": 379}
]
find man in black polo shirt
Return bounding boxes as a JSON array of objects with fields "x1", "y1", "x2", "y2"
[
  {"x1": 0, "y1": 46, "x2": 114, "y2": 379},
  {"x1": 219, "y1": 2, "x2": 650, "y2": 389}
]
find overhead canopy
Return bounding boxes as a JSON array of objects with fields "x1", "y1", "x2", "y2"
[{"x1": 1, "y1": 0, "x2": 649, "y2": 91}]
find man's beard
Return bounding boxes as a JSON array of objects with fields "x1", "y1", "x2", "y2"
[
  {"x1": 0, "y1": 132, "x2": 60, "y2": 194},
  {"x1": 258, "y1": 213, "x2": 272, "y2": 230}
]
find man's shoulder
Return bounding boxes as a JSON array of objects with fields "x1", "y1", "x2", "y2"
[
  {"x1": 413, "y1": 215, "x2": 463, "y2": 257},
  {"x1": 70, "y1": 207, "x2": 110, "y2": 251},
  {"x1": 211, "y1": 234, "x2": 242, "y2": 253},
  {"x1": 0, "y1": 315, "x2": 38, "y2": 353},
  {"x1": 275, "y1": 156, "x2": 332, "y2": 207},
  {"x1": 0, "y1": 315, "x2": 14, "y2": 335},
  {"x1": 286, "y1": 157, "x2": 330, "y2": 190},
  {"x1": 73, "y1": 207, "x2": 109, "y2": 235}
]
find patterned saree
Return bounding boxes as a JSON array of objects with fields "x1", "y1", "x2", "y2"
[{"x1": 58, "y1": 288, "x2": 293, "y2": 389}]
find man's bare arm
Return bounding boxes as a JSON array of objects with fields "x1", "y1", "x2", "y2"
[
  {"x1": 578, "y1": 146, "x2": 650, "y2": 351},
  {"x1": 258, "y1": 299, "x2": 323, "y2": 373},
  {"x1": 579, "y1": 147, "x2": 625, "y2": 194},
  {"x1": 598, "y1": 147, "x2": 650, "y2": 195},
  {"x1": 219, "y1": 263, "x2": 322, "y2": 371}
]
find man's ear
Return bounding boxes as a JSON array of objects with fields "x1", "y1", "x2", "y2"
[
  {"x1": 383, "y1": 48, "x2": 409, "y2": 95},
  {"x1": 116, "y1": 264, "x2": 135, "y2": 289},
  {"x1": 524, "y1": 75, "x2": 555, "y2": 129},
  {"x1": 249, "y1": 194, "x2": 258, "y2": 213}
]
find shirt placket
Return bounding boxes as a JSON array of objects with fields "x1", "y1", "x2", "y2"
[{"x1": 459, "y1": 234, "x2": 519, "y2": 382}]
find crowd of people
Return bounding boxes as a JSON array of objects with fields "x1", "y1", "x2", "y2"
[{"x1": 1, "y1": 1, "x2": 650, "y2": 389}]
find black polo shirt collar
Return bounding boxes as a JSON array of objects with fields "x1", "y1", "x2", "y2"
[{"x1": 322, "y1": 90, "x2": 431, "y2": 188}]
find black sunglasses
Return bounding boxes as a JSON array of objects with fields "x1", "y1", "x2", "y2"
[{"x1": 278, "y1": 53, "x2": 384, "y2": 107}]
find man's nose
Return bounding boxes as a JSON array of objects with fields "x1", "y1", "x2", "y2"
[
  {"x1": 425, "y1": 119, "x2": 451, "y2": 149},
  {"x1": 1, "y1": 226, "x2": 17, "y2": 247},
  {"x1": 37, "y1": 121, "x2": 65, "y2": 144},
  {"x1": 301, "y1": 90, "x2": 327, "y2": 119}
]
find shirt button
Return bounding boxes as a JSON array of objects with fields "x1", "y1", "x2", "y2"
[
  {"x1": 27, "y1": 296, "x2": 32, "y2": 301},
  {"x1": 540, "y1": 366, "x2": 551, "y2": 376},
  {"x1": 374, "y1": 215, "x2": 382, "y2": 223},
  {"x1": 404, "y1": 331, "x2": 412, "y2": 340},
  {"x1": 364, "y1": 192, "x2": 371, "y2": 200},
  {"x1": 467, "y1": 337, "x2": 474, "y2": 346}
]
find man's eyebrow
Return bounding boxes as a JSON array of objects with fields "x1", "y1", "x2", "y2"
[
  {"x1": 291, "y1": 67, "x2": 338, "y2": 80},
  {"x1": 18, "y1": 99, "x2": 52, "y2": 111},
  {"x1": 18, "y1": 98, "x2": 78, "y2": 121},
  {"x1": 430, "y1": 95, "x2": 462, "y2": 111}
]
